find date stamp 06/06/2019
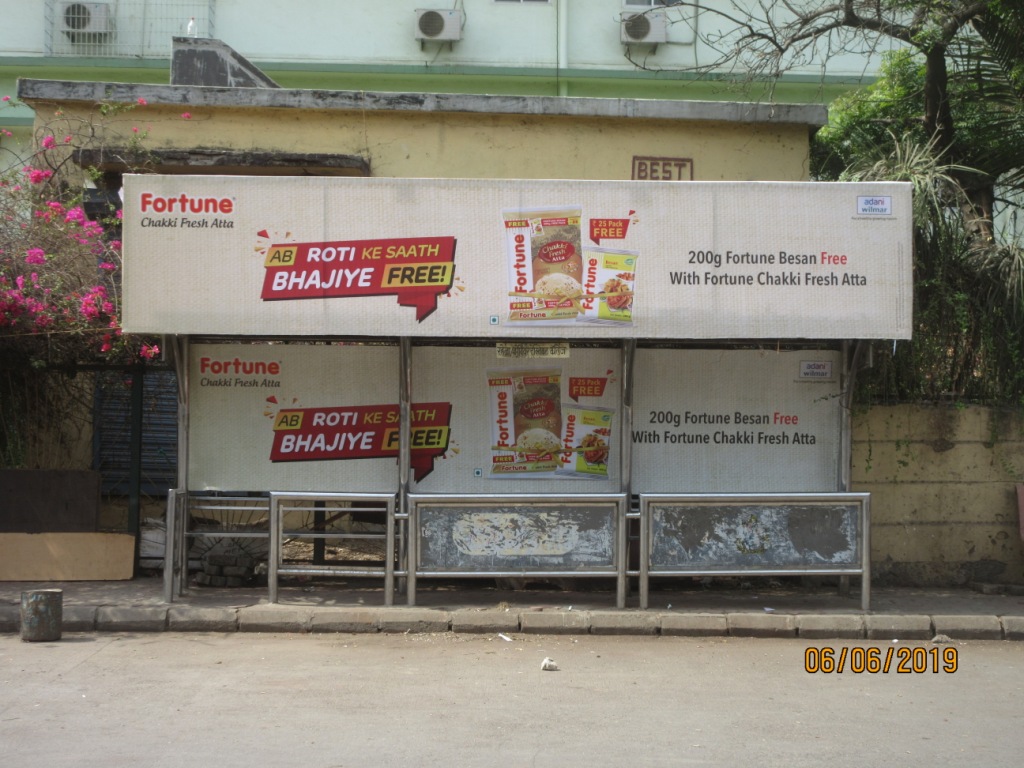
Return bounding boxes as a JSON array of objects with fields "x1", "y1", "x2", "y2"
[{"x1": 805, "y1": 646, "x2": 959, "y2": 674}]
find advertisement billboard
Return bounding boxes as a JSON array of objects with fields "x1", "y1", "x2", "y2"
[
  {"x1": 632, "y1": 349, "x2": 842, "y2": 493},
  {"x1": 124, "y1": 176, "x2": 912, "y2": 340}
]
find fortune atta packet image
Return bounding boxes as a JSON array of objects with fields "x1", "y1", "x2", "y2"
[
  {"x1": 579, "y1": 247, "x2": 638, "y2": 326},
  {"x1": 503, "y1": 206, "x2": 584, "y2": 324},
  {"x1": 557, "y1": 405, "x2": 614, "y2": 478},
  {"x1": 487, "y1": 368, "x2": 563, "y2": 475}
]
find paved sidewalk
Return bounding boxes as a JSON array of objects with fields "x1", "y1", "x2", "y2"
[{"x1": 2, "y1": 577, "x2": 1024, "y2": 640}]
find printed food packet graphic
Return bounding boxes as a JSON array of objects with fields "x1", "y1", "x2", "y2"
[
  {"x1": 579, "y1": 247, "x2": 638, "y2": 325},
  {"x1": 558, "y1": 405, "x2": 614, "y2": 477},
  {"x1": 487, "y1": 369, "x2": 562, "y2": 474},
  {"x1": 503, "y1": 207, "x2": 584, "y2": 323}
]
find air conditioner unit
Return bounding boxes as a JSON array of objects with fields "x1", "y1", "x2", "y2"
[
  {"x1": 620, "y1": 10, "x2": 668, "y2": 45},
  {"x1": 415, "y1": 9, "x2": 464, "y2": 42},
  {"x1": 59, "y1": 2, "x2": 113, "y2": 38}
]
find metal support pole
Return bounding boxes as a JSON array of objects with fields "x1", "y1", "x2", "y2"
[
  {"x1": 172, "y1": 336, "x2": 191, "y2": 598},
  {"x1": 619, "y1": 339, "x2": 636, "y2": 608},
  {"x1": 862, "y1": 497, "x2": 872, "y2": 611},
  {"x1": 400, "y1": 337, "x2": 412, "y2": 606},
  {"x1": 163, "y1": 489, "x2": 177, "y2": 603},
  {"x1": 268, "y1": 493, "x2": 280, "y2": 604},
  {"x1": 128, "y1": 364, "x2": 144, "y2": 577}
]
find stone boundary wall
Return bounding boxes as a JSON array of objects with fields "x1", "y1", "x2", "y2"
[{"x1": 853, "y1": 405, "x2": 1024, "y2": 586}]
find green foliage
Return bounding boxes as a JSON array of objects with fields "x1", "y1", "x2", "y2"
[{"x1": 811, "y1": 25, "x2": 1024, "y2": 406}]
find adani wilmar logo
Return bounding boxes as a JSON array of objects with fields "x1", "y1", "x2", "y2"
[
  {"x1": 137, "y1": 192, "x2": 236, "y2": 230},
  {"x1": 258, "y1": 232, "x2": 458, "y2": 321}
]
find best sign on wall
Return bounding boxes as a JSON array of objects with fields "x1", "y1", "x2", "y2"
[{"x1": 123, "y1": 176, "x2": 913, "y2": 340}]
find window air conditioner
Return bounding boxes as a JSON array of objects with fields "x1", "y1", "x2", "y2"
[
  {"x1": 620, "y1": 10, "x2": 668, "y2": 45},
  {"x1": 59, "y1": 2, "x2": 113, "y2": 39},
  {"x1": 415, "y1": 9, "x2": 464, "y2": 42}
]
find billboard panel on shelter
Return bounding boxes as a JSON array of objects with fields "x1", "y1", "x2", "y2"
[{"x1": 123, "y1": 177, "x2": 912, "y2": 340}]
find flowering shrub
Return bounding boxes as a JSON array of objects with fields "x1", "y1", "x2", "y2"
[
  {"x1": 1, "y1": 96, "x2": 157, "y2": 368},
  {"x1": 1, "y1": 95, "x2": 167, "y2": 469}
]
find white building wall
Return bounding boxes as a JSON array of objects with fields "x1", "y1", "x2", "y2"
[{"x1": 4, "y1": 1, "x2": 893, "y2": 80}]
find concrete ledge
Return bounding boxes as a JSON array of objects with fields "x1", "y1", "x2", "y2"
[
  {"x1": 590, "y1": 610, "x2": 658, "y2": 635},
  {"x1": 865, "y1": 615, "x2": 933, "y2": 640},
  {"x1": 1001, "y1": 616, "x2": 1024, "y2": 640},
  {"x1": 519, "y1": 610, "x2": 591, "y2": 634},
  {"x1": 310, "y1": 608, "x2": 381, "y2": 633},
  {"x1": 451, "y1": 609, "x2": 520, "y2": 634},
  {"x1": 96, "y1": 606, "x2": 168, "y2": 632},
  {"x1": 63, "y1": 605, "x2": 98, "y2": 632},
  {"x1": 168, "y1": 606, "x2": 238, "y2": 632},
  {"x1": 378, "y1": 608, "x2": 450, "y2": 634},
  {"x1": 237, "y1": 606, "x2": 312, "y2": 633},
  {"x1": 932, "y1": 614, "x2": 1004, "y2": 641},
  {"x1": 797, "y1": 614, "x2": 865, "y2": 639},
  {"x1": 728, "y1": 613, "x2": 797, "y2": 637},
  {"x1": 17, "y1": 79, "x2": 827, "y2": 128},
  {"x1": 659, "y1": 613, "x2": 727, "y2": 637}
]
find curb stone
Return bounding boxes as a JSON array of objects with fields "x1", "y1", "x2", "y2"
[
  {"x1": 589, "y1": 610, "x2": 658, "y2": 635},
  {"x1": 659, "y1": 612, "x2": 727, "y2": 637},
  {"x1": 797, "y1": 614, "x2": 865, "y2": 639},
  {"x1": 168, "y1": 606, "x2": 238, "y2": 632},
  {"x1": 96, "y1": 606, "x2": 168, "y2": 632},
  {"x1": 1001, "y1": 616, "x2": 1024, "y2": 640},
  {"x1": 728, "y1": 613, "x2": 797, "y2": 637},
  {"x1": 310, "y1": 608, "x2": 382, "y2": 633},
  {"x1": 931, "y1": 614, "x2": 1004, "y2": 641},
  {"x1": 63, "y1": 605, "x2": 98, "y2": 632},
  {"x1": 864, "y1": 615, "x2": 933, "y2": 640},
  {"x1": 237, "y1": 606, "x2": 312, "y2": 633},
  {"x1": 519, "y1": 610, "x2": 591, "y2": 634},
  {"x1": 378, "y1": 608, "x2": 450, "y2": 634},
  {"x1": 451, "y1": 609, "x2": 520, "y2": 633},
  {"x1": 0, "y1": 604, "x2": 19, "y2": 633}
]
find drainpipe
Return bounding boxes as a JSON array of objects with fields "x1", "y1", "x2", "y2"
[{"x1": 557, "y1": 0, "x2": 569, "y2": 97}]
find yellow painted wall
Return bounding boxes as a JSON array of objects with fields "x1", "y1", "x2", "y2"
[
  {"x1": 32, "y1": 100, "x2": 814, "y2": 182},
  {"x1": 853, "y1": 405, "x2": 1024, "y2": 586}
]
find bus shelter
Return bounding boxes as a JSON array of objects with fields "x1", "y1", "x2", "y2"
[{"x1": 121, "y1": 176, "x2": 912, "y2": 609}]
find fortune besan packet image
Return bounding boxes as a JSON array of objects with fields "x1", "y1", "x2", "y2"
[
  {"x1": 557, "y1": 405, "x2": 613, "y2": 478},
  {"x1": 579, "y1": 246, "x2": 637, "y2": 325}
]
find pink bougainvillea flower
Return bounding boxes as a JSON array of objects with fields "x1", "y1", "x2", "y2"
[
  {"x1": 63, "y1": 135, "x2": 72, "y2": 144},
  {"x1": 40, "y1": 135, "x2": 56, "y2": 149},
  {"x1": 137, "y1": 97, "x2": 148, "y2": 106},
  {"x1": 140, "y1": 343, "x2": 160, "y2": 360},
  {"x1": 25, "y1": 248, "x2": 46, "y2": 265},
  {"x1": 1, "y1": 95, "x2": 10, "y2": 102},
  {"x1": 132, "y1": 126, "x2": 139, "y2": 133},
  {"x1": 98, "y1": 262, "x2": 117, "y2": 271},
  {"x1": 181, "y1": 112, "x2": 192, "y2": 120},
  {"x1": 25, "y1": 168, "x2": 53, "y2": 185}
]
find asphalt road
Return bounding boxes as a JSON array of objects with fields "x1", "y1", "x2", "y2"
[{"x1": 2, "y1": 632, "x2": 1021, "y2": 768}]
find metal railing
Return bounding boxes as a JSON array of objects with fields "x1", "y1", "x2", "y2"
[{"x1": 268, "y1": 492, "x2": 397, "y2": 605}]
